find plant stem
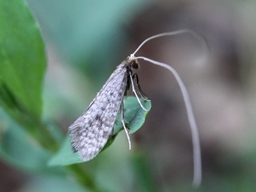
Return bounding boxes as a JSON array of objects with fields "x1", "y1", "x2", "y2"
[{"x1": 68, "y1": 164, "x2": 102, "y2": 192}]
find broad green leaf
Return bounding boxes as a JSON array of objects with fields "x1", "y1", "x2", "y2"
[
  {"x1": 48, "y1": 96, "x2": 151, "y2": 166},
  {"x1": 0, "y1": 0, "x2": 46, "y2": 118},
  {"x1": 0, "y1": 1, "x2": 58, "y2": 151}
]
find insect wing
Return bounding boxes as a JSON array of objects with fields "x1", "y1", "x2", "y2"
[{"x1": 69, "y1": 63, "x2": 128, "y2": 161}]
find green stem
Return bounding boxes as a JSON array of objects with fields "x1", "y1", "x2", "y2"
[{"x1": 68, "y1": 164, "x2": 102, "y2": 192}]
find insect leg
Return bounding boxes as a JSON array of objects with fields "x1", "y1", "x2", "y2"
[
  {"x1": 132, "y1": 73, "x2": 150, "y2": 101},
  {"x1": 129, "y1": 71, "x2": 149, "y2": 111},
  {"x1": 120, "y1": 102, "x2": 131, "y2": 150}
]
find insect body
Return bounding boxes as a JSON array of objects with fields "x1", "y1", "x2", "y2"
[{"x1": 69, "y1": 57, "x2": 142, "y2": 161}]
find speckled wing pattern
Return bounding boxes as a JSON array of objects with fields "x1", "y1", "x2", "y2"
[{"x1": 69, "y1": 61, "x2": 129, "y2": 161}]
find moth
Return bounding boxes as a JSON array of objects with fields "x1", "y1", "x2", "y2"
[
  {"x1": 69, "y1": 56, "x2": 147, "y2": 161},
  {"x1": 68, "y1": 30, "x2": 206, "y2": 187}
]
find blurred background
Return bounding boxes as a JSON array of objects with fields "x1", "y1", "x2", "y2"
[{"x1": 1, "y1": 0, "x2": 256, "y2": 191}]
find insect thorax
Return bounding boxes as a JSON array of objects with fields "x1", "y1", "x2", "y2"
[{"x1": 125, "y1": 56, "x2": 140, "y2": 71}]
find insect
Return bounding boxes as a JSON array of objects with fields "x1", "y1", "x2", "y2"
[
  {"x1": 69, "y1": 30, "x2": 207, "y2": 187},
  {"x1": 69, "y1": 56, "x2": 147, "y2": 162}
]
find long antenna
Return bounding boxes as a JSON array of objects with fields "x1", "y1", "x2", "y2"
[
  {"x1": 131, "y1": 29, "x2": 208, "y2": 62},
  {"x1": 130, "y1": 29, "x2": 208, "y2": 187}
]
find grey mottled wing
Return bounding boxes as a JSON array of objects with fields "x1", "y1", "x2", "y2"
[{"x1": 69, "y1": 62, "x2": 128, "y2": 161}]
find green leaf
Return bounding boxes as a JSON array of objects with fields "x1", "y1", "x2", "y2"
[
  {"x1": 0, "y1": 0, "x2": 46, "y2": 118},
  {"x1": 48, "y1": 96, "x2": 151, "y2": 166},
  {"x1": 103, "y1": 96, "x2": 151, "y2": 149},
  {"x1": 0, "y1": 1, "x2": 58, "y2": 151},
  {"x1": 114, "y1": 96, "x2": 151, "y2": 134}
]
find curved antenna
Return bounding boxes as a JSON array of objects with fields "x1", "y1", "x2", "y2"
[
  {"x1": 131, "y1": 29, "x2": 208, "y2": 63},
  {"x1": 129, "y1": 29, "x2": 207, "y2": 187},
  {"x1": 133, "y1": 55, "x2": 202, "y2": 188}
]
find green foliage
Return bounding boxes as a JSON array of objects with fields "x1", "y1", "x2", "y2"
[
  {"x1": 115, "y1": 97, "x2": 151, "y2": 135},
  {"x1": 2, "y1": 1, "x2": 256, "y2": 192},
  {"x1": 0, "y1": 0, "x2": 45, "y2": 118},
  {"x1": 0, "y1": 0, "x2": 59, "y2": 152},
  {"x1": 0, "y1": 1, "x2": 151, "y2": 191}
]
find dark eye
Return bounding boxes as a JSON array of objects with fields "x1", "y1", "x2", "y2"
[{"x1": 131, "y1": 61, "x2": 140, "y2": 70}]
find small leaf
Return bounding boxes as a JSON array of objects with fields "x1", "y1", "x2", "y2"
[
  {"x1": 49, "y1": 96, "x2": 151, "y2": 166},
  {"x1": 104, "y1": 96, "x2": 151, "y2": 149},
  {"x1": 114, "y1": 96, "x2": 151, "y2": 134}
]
